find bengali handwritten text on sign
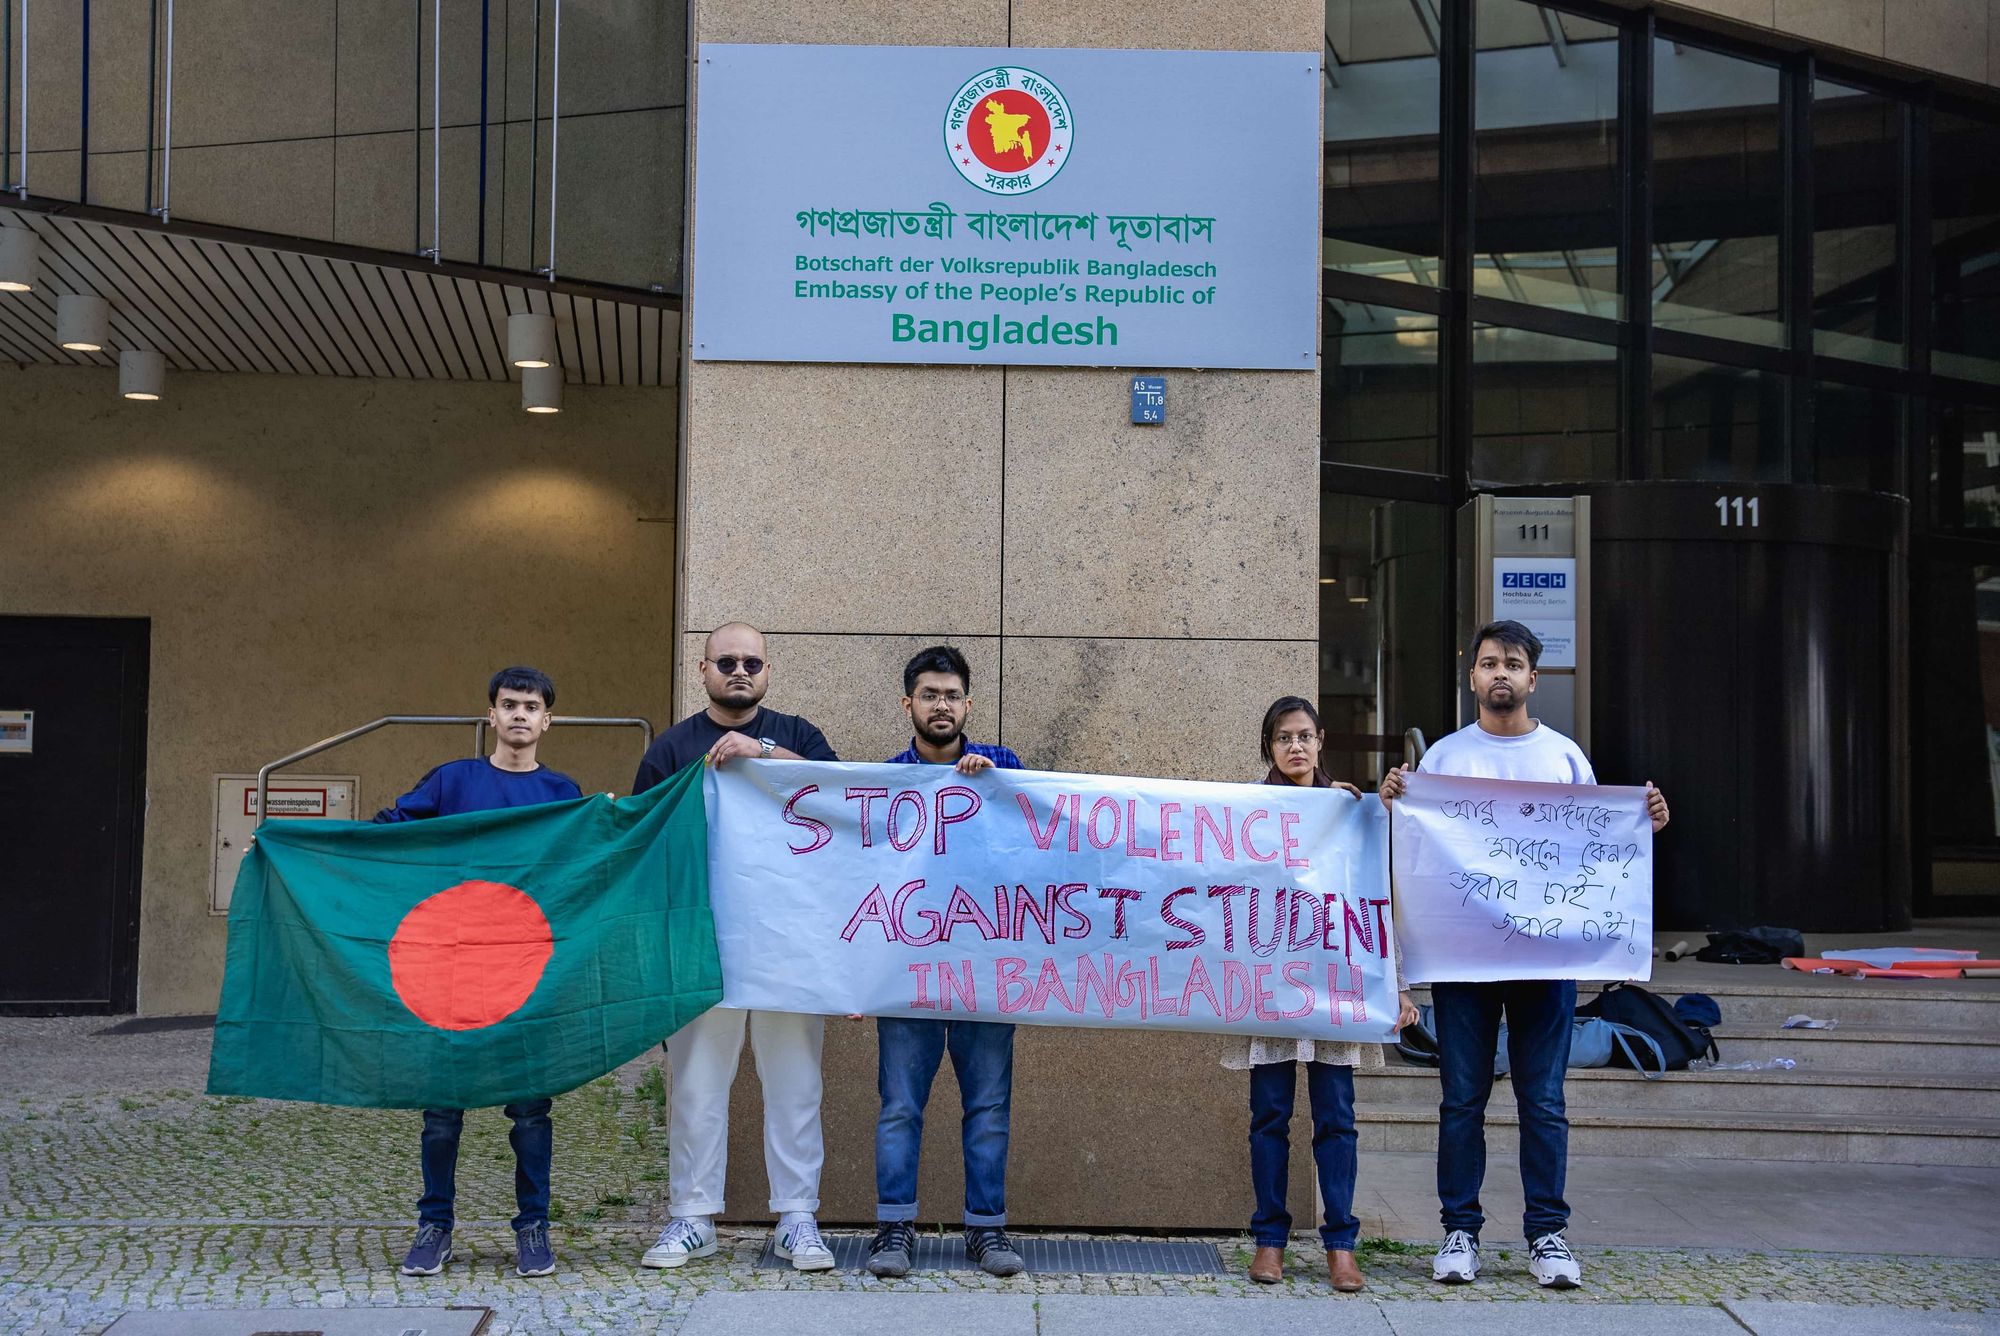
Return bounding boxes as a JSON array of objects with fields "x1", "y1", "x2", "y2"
[
  {"x1": 705, "y1": 761, "x2": 1399, "y2": 1040},
  {"x1": 1392, "y1": 773, "x2": 1653, "y2": 984}
]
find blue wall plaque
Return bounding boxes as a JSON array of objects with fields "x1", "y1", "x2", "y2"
[{"x1": 1131, "y1": 375, "x2": 1165, "y2": 424}]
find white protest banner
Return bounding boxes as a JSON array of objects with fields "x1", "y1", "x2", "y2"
[
  {"x1": 705, "y1": 760, "x2": 1399, "y2": 1041},
  {"x1": 1393, "y1": 773, "x2": 1652, "y2": 983}
]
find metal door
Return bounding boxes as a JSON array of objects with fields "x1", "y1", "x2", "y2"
[{"x1": 0, "y1": 617, "x2": 149, "y2": 1012}]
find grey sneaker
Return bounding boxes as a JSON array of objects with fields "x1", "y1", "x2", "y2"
[
  {"x1": 1432, "y1": 1229, "x2": 1479, "y2": 1283},
  {"x1": 866, "y1": 1220, "x2": 915, "y2": 1278},
  {"x1": 515, "y1": 1221, "x2": 556, "y2": 1278},
  {"x1": 399, "y1": 1224, "x2": 452, "y2": 1276},
  {"x1": 966, "y1": 1226, "x2": 1025, "y2": 1277},
  {"x1": 1528, "y1": 1231, "x2": 1581, "y2": 1288}
]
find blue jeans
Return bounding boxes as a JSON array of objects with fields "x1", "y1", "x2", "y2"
[
  {"x1": 1248, "y1": 1060, "x2": 1359, "y2": 1250},
  {"x1": 875, "y1": 1016, "x2": 1015, "y2": 1226},
  {"x1": 1432, "y1": 980, "x2": 1575, "y2": 1240},
  {"x1": 418, "y1": 1100, "x2": 553, "y2": 1232}
]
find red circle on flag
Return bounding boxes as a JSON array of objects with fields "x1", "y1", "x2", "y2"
[
  {"x1": 967, "y1": 89, "x2": 1053, "y2": 173},
  {"x1": 388, "y1": 880, "x2": 554, "y2": 1031}
]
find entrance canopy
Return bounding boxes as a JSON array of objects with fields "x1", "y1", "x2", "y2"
[{"x1": 0, "y1": 203, "x2": 679, "y2": 387}]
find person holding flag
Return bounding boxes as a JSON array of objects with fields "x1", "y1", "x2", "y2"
[{"x1": 376, "y1": 666, "x2": 582, "y2": 1281}]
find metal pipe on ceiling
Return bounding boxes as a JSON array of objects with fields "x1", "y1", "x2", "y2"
[
  {"x1": 152, "y1": 0, "x2": 173, "y2": 221},
  {"x1": 539, "y1": 0, "x2": 560, "y2": 279}
]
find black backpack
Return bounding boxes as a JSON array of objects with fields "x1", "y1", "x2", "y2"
[{"x1": 1576, "y1": 982, "x2": 1719, "y2": 1071}]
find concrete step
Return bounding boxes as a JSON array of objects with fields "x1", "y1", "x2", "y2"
[
  {"x1": 1409, "y1": 978, "x2": 2000, "y2": 1029},
  {"x1": 1357, "y1": 1063, "x2": 2000, "y2": 1119},
  {"x1": 1356, "y1": 1102, "x2": 2000, "y2": 1165}
]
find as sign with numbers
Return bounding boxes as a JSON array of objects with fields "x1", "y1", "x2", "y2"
[{"x1": 1715, "y1": 496, "x2": 1761, "y2": 527}]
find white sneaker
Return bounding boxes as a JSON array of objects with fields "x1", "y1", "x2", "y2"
[
  {"x1": 640, "y1": 1217, "x2": 717, "y2": 1269},
  {"x1": 1529, "y1": 1232, "x2": 1581, "y2": 1288},
  {"x1": 775, "y1": 1215, "x2": 837, "y2": 1272},
  {"x1": 1432, "y1": 1229, "x2": 1480, "y2": 1283}
]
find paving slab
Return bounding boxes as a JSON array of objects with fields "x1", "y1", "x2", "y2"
[
  {"x1": 678, "y1": 1291, "x2": 1038, "y2": 1336},
  {"x1": 1724, "y1": 1303, "x2": 2000, "y2": 1336},
  {"x1": 1039, "y1": 1294, "x2": 1395, "y2": 1335},
  {"x1": 1379, "y1": 1300, "x2": 1746, "y2": 1336}
]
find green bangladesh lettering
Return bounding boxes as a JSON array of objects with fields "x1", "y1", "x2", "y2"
[{"x1": 892, "y1": 313, "x2": 1117, "y2": 351}]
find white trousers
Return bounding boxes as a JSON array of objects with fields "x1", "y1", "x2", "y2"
[{"x1": 666, "y1": 1006, "x2": 825, "y2": 1217}]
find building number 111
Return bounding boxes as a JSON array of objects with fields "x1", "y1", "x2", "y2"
[{"x1": 1716, "y1": 496, "x2": 1761, "y2": 527}]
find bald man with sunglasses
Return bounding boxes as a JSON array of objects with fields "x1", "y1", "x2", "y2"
[{"x1": 633, "y1": 623, "x2": 841, "y2": 1273}]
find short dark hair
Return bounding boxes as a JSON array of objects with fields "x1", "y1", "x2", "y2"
[
  {"x1": 903, "y1": 645, "x2": 971, "y2": 696},
  {"x1": 1259, "y1": 695, "x2": 1322, "y2": 766},
  {"x1": 1469, "y1": 620, "x2": 1543, "y2": 671},
  {"x1": 489, "y1": 665, "x2": 557, "y2": 709}
]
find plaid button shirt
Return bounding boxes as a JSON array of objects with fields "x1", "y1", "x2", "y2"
[{"x1": 885, "y1": 739, "x2": 1024, "y2": 768}]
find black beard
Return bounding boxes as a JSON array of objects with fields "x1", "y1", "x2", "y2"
[
  {"x1": 1480, "y1": 687, "x2": 1523, "y2": 714},
  {"x1": 919, "y1": 717, "x2": 964, "y2": 745}
]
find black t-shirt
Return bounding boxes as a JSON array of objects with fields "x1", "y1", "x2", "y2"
[{"x1": 631, "y1": 706, "x2": 839, "y2": 792}]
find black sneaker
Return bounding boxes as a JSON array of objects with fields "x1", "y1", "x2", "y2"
[
  {"x1": 966, "y1": 1226, "x2": 1025, "y2": 1277},
  {"x1": 866, "y1": 1220, "x2": 915, "y2": 1278}
]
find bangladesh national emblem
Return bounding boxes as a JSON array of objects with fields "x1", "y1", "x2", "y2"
[{"x1": 944, "y1": 66, "x2": 1072, "y2": 196}]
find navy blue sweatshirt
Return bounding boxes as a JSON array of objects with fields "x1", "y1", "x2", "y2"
[{"x1": 372, "y1": 756, "x2": 582, "y2": 822}]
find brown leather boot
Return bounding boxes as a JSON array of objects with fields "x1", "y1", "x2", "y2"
[
  {"x1": 1327, "y1": 1249, "x2": 1366, "y2": 1292},
  {"x1": 1249, "y1": 1245, "x2": 1284, "y2": 1283}
]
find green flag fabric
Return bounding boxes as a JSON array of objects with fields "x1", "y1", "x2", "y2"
[{"x1": 207, "y1": 763, "x2": 720, "y2": 1109}]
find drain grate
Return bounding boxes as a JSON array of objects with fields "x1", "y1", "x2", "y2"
[{"x1": 753, "y1": 1233, "x2": 1227, "y2": 1275}]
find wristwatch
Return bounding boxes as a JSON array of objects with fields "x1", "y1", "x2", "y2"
[{"x1": 759, "y1": 737, "x2": 777, "y2": 758}]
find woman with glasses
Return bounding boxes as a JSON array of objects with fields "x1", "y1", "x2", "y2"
[{"x1": 1222, "y1": 695, "x2": 1417, "y2": 1292}]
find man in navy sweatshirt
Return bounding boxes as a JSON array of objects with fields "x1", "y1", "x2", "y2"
[{"x1": 376, "y1": 665, "x2": 582, "y2": 1282}]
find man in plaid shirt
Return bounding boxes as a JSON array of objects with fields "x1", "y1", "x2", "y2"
[{"x1": 866, "y1": 645, "x2": 1026, "y2": 1279}]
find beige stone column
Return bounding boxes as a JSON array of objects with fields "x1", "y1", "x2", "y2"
[{"x1": 681, "y1": 0, "x2": 1321, "y2": 1227}]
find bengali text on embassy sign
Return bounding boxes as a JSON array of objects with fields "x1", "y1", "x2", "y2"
[{"x1": 691, "y1": 45, "x2": 1320, "y2": 369}]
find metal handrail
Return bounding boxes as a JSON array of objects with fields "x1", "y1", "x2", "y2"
[
  {"x1": 255, "y1": 714, "x2": 653, "y2": 822},
  {"x1": 1404, "y1": 726, "x2": 1429, "y2": 768}
]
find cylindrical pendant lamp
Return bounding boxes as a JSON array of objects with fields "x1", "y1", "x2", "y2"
[
  {"x1": 119, "y1": 350, "x2": 166, "y2": 400},
  {"x1": 0, "y1": 226, "x2": 38, "y2": 291},
  {"x1": 57, "y1": 293, "x2": 110, "y2": 351},
  {"x1": 508, "y1": 312, "x2": 557, "y2": 368},
  {"x1": 522, "y1": 365, "x2": 563, "y2": 413}
]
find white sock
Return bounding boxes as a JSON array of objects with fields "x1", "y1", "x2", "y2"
[
  {"x1": 677, "y1": 1214, "x2": 714, "y2": 1235},
  {"x1": 778, "y1": 1211, "x2": 813, "y2": 1230}
]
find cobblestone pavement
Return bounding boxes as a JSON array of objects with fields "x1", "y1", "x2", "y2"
[{"x1": 3, "y1": 1019, "x2": 1997, "y2": 1334}]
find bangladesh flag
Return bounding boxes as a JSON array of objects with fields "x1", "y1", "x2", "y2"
[{"x1": 207, "y1": 763, "x2": 720, "y2": 1109}]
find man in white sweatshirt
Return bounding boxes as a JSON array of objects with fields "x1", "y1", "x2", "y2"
[{"x1": 1381, "y1": 619, "x2": 1669, "y2": 1291}]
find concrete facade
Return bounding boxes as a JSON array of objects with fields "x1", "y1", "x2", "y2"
[
  {"x1": 0, "y1": 365, "x2": 677, "y2": 1015},
  {"x1": 678, "y1": 0, "x2": 1323, "y2": 1230}
]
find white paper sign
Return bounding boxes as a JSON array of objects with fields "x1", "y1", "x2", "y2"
[
  {"x1": 0, "y1": 710, "x2": 31, "y2": 755},
  {"x1": 707, "y1": 760, "x2": 1400, "y2": 1040},
  {"x1": 1393, "y1": 772, "x2": 1652, "y2": 983},
  {"x1": 1492, "y1": 557, "x2": 1577, "y2": 618}
]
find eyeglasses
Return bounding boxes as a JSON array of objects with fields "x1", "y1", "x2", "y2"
[
  {"x1": 710, "y1": 656, "x2": 766, "y2": 676},
  {"x1": 915, "y1": 689, "x2": 966, "y2": 706},
  {"x1": 1273, "y1": 731, "x2": 1319, "y2": 748}
]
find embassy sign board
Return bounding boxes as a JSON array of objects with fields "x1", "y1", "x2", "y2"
[{"x1": 690, "y1": 44, "x2": 1320, "y2": 369}]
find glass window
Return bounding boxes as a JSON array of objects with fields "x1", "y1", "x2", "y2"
[
  {"x1": 1920, "y1": 557, "x2": 2000, "y2": 898},
  {"x1": 1813, "y1": 381, "x2": 1901, "y2": 494},
  {"x1": 1932, "y1": 401, "x2": 2000, "y2": 530},
  {"x1": 1320, "y1": 494, "x2": 1450, "y2": 786},
  {"x1": 1325, "y1": 0, "x2": 1443, "y2": 282},
  {"x1": 1323, "y1": 299, "x2": 1440, "y2": 473},
  {"x1": 1470, "y1": 324, "x2": 1619, "y2": 485},
  {"x1": 1812, "y1": 80, "x2": 1903, "y2": 367},
  {"x1": 1933, "y1": 109, "x2": 2000, "y2": 386},
  {"x1": 1474, "y1": 1, "x2": 1621, "y2": 317},
  {"x1": 1651, "y1": 38, "x2": 1786, "y2": 347},
  {"x1": 1651, "y1": 354, "x2": 1786, "y2": 480}
]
